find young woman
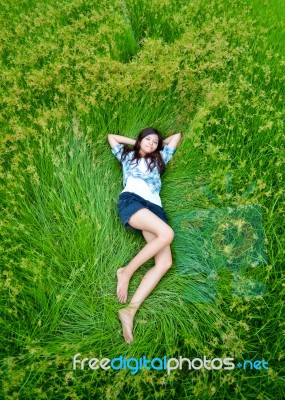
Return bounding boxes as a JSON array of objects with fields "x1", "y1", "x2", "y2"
[{"x1": 108, "y1": 127, "x2": 181, "y2": 344}]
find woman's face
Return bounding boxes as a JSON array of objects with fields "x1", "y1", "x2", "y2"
[{"x1": 139, "y1": 134, "x2": 159, "y2": 157}]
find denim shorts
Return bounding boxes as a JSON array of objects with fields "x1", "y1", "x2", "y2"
[{"x1": 118, "y1": 191, "x2": 168, "y2": 235}]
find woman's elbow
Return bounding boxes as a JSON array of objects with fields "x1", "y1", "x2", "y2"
[
  {"x1": 107, "y1": 134, "x2": 114, "y2": 145},
  {"x1": 175, "y1": 133, "x2": 182, "y2": 145}
]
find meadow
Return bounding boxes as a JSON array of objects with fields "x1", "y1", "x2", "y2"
[{"x1": 0, "y1": 0, "x2": 284, "y2": 398}]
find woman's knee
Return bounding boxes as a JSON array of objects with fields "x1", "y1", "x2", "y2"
[
  {"x1": 128, "y1": 209, "x2": 174, "y2": 244},
  {"x1": 159, "y1": 226, "x2": 174, "y2": 245}
]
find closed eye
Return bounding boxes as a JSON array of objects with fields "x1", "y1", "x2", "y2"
[{"x1": 146, "y1": 137, "x2": 158, "y2": 145}]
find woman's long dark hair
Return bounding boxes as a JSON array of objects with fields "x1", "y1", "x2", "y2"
[{"x1": 121, "y1": 127, "x2": 166, "y2": 175}]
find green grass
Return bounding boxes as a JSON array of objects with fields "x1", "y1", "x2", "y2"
[{"x1": 0, "y1": 0, "x2": 284, "y2": 398}]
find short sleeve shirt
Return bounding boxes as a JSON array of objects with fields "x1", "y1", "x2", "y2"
[{"x1": 111, "y1": 144, "x2": 176, "y2": 194}]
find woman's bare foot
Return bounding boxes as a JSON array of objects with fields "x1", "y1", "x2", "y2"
[
  {"x1": 118, "y1": 308, "x2": 134, "y2": 344},
  {"x1": 116, "y1": 267, "x2": 131, "y2": 303}
]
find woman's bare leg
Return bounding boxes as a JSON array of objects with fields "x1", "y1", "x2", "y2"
[
  {"x1": 117, "y1": 208, "x2": 174, "y2": 303},
  {"x1": 118, "y1": 230, "x2": 173, "y2": 344}
]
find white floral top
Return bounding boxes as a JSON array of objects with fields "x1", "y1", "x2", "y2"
[{"x1": 111, "y1": 144, "x2": 176, "y2": 194}]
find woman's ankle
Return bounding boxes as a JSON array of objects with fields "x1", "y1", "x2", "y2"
[
  {"x1": 118, "y1": 266, "x2": 130, "y2": 277},
  {"x1": 125, "y1": 303, "x2": 139, "y2": 318},
  {"x1": 121, "y1": 265, "x2": 135, "y2": 279}
]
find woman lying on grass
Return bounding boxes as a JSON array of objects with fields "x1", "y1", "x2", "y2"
[{"x1": 108, "y1": 127, "x2": 181, "y2": 344}]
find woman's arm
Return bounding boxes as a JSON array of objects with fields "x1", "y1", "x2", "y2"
[
  {"x1": 108, "y1": 134, "x2": 136, "y2": 148},
  {"x1": 163, "y1": 133, "x2": 182, "y2": 148}
]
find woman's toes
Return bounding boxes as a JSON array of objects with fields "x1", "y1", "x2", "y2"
[{"x1": 118, "y1": 308, "x2": 134, "y2": 344}]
